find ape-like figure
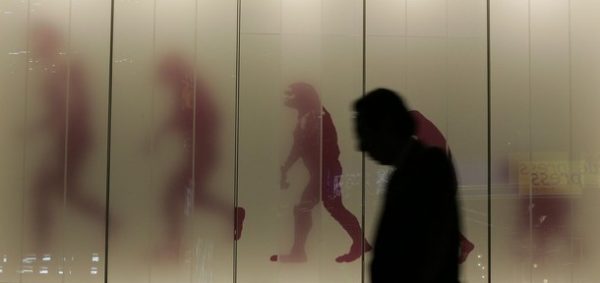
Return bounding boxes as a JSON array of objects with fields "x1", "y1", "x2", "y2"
[
  {"x1": 30, "y1": 23, "x2": 106, "y2": 253},
  {"x1": 410, "y1": 111, "x2": 474, "y2": 263},
  {"x1": 272, "y1": 82, "x2": 371, "y2": 263},
  {"x1": 155, "y1": 54, "x2": 245, "y2": 255}
]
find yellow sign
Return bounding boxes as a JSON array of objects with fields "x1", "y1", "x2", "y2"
[{"x1": 517, "y1": 160, "x2": 584, "y2": 195}]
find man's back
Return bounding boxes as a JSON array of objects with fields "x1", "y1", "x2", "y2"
[{"x1": 371, "y1": 140, "x2": 460, "y2": 283}]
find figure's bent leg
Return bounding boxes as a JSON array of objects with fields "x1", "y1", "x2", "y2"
[
  {"x1": 234, "y1": 206, "x2": 245, "y2": 241},
  {"x1": 322, "y1": 172, "x2": 372, "y2": 262},
  {"x1": 157, "y1": 168, "x2": 191, "y2": 258},
  {"x1": 271, "y1": 180, "x2": 319, "y2": 263},
  {"x1": 66, "y1": 185, "x2": 105, "y2": 225},
  {"x1": 458, "y1": 233, "x2": 474, "y2": 263},
  {"x1": 65, "y1": 147, "x2": 111, "y2": 227},
  {"x1": 33, "y1": 165, "x2": 62, "y2": 254},
  {"x1": 193, "y1": 182, "x2": 245, "y2": 240}
]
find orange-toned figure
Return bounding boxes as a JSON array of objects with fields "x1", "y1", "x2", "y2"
[
  {"x1": 410, "y1": 110, "x2": 475, "y2": 264},
  {"x1": 30, "y1": 24, "x2": 106, "y2": 253},
  {"x1": 155, "y1": 54, "x2": 245, "y2": 255},
  {"x1": 272, "y1": 82, "x2": 371, "y2": 263}
]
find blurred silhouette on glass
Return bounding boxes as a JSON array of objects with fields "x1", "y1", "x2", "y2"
[
  {"x1": 354, "y1": 89, "x2": 460, "y2": 282},
  {"x1": 271, "y1": 82, "x2": 371, "y2": 263},
  {"x1": 29, "y1": 23, "x2": 106, "y2": 253},
  {"x1": 153, "y1": 53, "x2": 245, "y2": 257},
  {"x1": 410, "y1": 110, "x2": 474, "y2": 263}
]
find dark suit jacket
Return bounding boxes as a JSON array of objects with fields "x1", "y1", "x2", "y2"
[{"x1": 371, "y1": 140, "x2": 460, "y2": 283}]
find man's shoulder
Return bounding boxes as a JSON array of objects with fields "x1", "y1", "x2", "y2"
[
  {"x1": 405, "y1": 144, "x2": 454, "y2": 184},
  {"x1": 405, "y1": 141, "x2": 448, "y2": 165}
]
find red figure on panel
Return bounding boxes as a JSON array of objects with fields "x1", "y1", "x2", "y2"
[
  {"x1": 154, "y1": 54, "x2": 245, "y2": 256},
  {"x1": 410, "y1": 110, "x2": 475, "y2": 264},
  {"x1": 271, "y1": 82, "x2": 372, "y2": 263},
  {"x1": 30, "y1": 23, "x2": 106, "y2": 253}
]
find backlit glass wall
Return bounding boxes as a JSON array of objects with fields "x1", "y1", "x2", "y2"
[
  {"x1": 1, "y1": 0, "x2": 110, "y2": 282},
  {"x1": 365, "y1": 0, "x2": 488, "y2": 282},
  {"x1": 108, "y1": 0, "x2": 236, "y2": 282},
  {"x1": 490, "y1": 0, "x2": 600, "y2": 282},
  {"x1": 1, "y1": 0, "x2": 600, "y2": 282}
]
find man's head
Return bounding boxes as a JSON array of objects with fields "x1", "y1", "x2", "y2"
[{"x1": 353, "y1": 88, "x2": 415, "y2": 165}]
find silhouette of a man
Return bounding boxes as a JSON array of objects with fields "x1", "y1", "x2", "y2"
[
  {"x1": 272, "y1": 82, "x2": 371, "y2": 263},
  {"x1": 354, "y1": 89, "x2": 460, "y2": 282}
]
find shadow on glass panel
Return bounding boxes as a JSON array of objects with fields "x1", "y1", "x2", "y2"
[
  {"x1": 354, "y1": 89, "x2": 460, "y2": 282},
  {"x1": 151, "y1": 53, "x2": 245, "y2": 259},
  {"x1": 410, "y1": 110, "x2": 475, "y2": 264},
  {"x1": 28, "y1": 22, "x2": 107, "y2": 255},
  {"x1": 272, "y1": 82, "x2": 371, "y2": 264}
]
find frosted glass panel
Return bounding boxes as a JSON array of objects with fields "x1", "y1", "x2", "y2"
[
  {"x1": 108, "y1": 1, "x2": 157, "y2": 282},
  {"x1": 0, "y1": 0, "x2": 110, "y2": 282},
  {"x1": 3, "y1": 0, "x2": 600, "y2": 282},
  {"x1": 237, "y1": 1, "x2": 365, "y2": 283},
  {"x1": 0, "y1": 1, "x2": 29, "y2": 282},
  {"x1": 365, "y1": 0, "x2": 488, "y2": 282},
  {"x1": 491, "y1": 0, "x2": 600, "y2": 281},
  {"x1": 108, "y1": 0, "x2": 236, "y2": 282}
]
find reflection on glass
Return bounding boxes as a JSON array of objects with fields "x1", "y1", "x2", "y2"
[
  {"x1": 152, "y1": 53, "x2": 245, "y2": 258},
  {"x1": 273, "y1": 82, "x2": 371, "y2": 263}
]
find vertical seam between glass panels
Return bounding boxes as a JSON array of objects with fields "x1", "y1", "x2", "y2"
[
  {"x1": 234, "y1": 0, "x2": 242, "y2": 282},
  {"x1": 103, "y1": 0, "x2": 116, "y2": 281},
  {"x1": 19, "y1": 1, "x2": 33, "y2": 282},
  {"x1": 361, "y1": 0, "x2": 367, "y2": 282},
  {"x1": 486, "y1": 0, "x2": 492, "y2": 281}
]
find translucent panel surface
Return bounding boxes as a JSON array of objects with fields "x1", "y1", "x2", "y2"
[
  {"x1": 109, "y1": 1, "x2": 236, "y2": 282},
  {"x1": 2, "y1": 1, "x2": 599, "y2": 282},
  {"x1": 0, "y1": 0, "x2": 110, "y2": 282},
  {"x1": 237, "y1": 1, "x2": 365, "y2": 283},
  {"x1": 491, "y1": 0, "x2": 600, "y2": 282}
]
